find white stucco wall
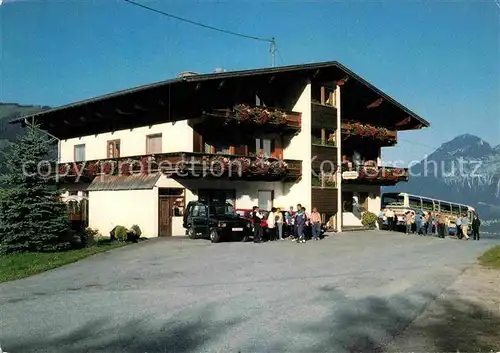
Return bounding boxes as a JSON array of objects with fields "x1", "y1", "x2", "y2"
[
  {"x1": 88, "y1": 189, "x2": 157, "y2": 238},
  {"x1": 281, "y1": 82, "x2": 312, "y2": 212},
  {"x1": 60, "y1": 120, "x2": 193, "y2": 163}
]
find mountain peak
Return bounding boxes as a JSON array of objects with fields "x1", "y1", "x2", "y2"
[{"x1": 432, "y1": 133, "x2": 492, "y2": 159}]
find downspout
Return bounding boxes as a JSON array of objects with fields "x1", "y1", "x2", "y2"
[{"x1": 335, "y1": 85, "x2": 342, "y2": 233}]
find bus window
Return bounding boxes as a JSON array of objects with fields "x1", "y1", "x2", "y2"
[
  {"x1": 409, "y1": 196, "x2": 421, "y2": 209},
  {"x1": 433, "y1": 201, "x2": 440, "y2": 212},
  {"x1": 441, "y1": 202, "x2": 451, "y2": 213},
  {"x1": 468, "y1": 210, "x2": 474, "y2": 223},
  {"x1": 422, "y1": 198, "x2": 433, "y2": 211},
  {"x1": 451, "y1": 204, "x2": 461, "y2": 215},
  {"x1": 381, "y1": 193, "x2": 404, "y2": 208}
]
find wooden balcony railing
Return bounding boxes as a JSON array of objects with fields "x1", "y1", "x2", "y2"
[
  {"x1": 54, "y1": 152, "x2": 302, "y2": 183},
  {"x1": 341, "y1": 164, "x2": 409, "y2": 185},
  {"x1": 203, "y1": 104, "x2": 301, "y2": 130}
]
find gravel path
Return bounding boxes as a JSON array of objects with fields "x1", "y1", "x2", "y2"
[{"x1": 0, "y1": 231, "x2": 498, "y2": 352}]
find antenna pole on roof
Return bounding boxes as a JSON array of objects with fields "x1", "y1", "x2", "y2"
[{"x1": 270, "y1": 37, "x2": 276, "y2": 67}]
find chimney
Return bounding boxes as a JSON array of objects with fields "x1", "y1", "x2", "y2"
[{"x1": 178, "y1": 71, "x2": 200, "y2": 78}]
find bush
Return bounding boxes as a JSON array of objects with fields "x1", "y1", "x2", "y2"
[
  {"x1": 114, "y1": 225, "x2": 128, "y2": 242},
  {"x1": 130, "y1": 224, "x2": 142, "y2": 237},
  {"x1": 80, "y1": 227, "x2": 102, "y2": 247},
  {"x1": 361, "y1": 211, "x2": 377, "y2": 228}
]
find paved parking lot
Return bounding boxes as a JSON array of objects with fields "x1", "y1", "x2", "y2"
[{"x1": 0, "y1": 231, "x2": 498, "y2": 352}]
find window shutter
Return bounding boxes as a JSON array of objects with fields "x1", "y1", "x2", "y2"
[{"x1": 193, "y1": 131, "x2": 203, "y2": 153}]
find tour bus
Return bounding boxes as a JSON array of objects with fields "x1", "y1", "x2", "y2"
[{"x1": 380, "y1": 192, "x2": 475, "y2": 234}]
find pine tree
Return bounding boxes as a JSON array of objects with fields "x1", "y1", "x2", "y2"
[{"x1": 0, "y1": 122, "x2": 70, "y2": 254}]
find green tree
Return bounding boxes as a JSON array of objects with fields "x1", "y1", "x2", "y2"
[{"x1": 0, "y1": 123, "x2": 70, "y2": 254}]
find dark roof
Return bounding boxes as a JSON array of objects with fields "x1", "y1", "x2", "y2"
[
  {"x1": 11, "y1": 61, "x2": 429, "y2": 138},
  {"x1": 86, "y1": 173, "x2": 160, "y2": 191}
]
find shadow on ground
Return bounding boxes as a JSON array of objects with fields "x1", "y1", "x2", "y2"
[
  {"x1": 2, "y1": 304, "x2": 245, "y2": 353},
  {"x1": 3, "y1": 286, "x2": 499, "y2": 352},
  {"x1": 303, "y1": 285, "x2": 500, "y2": 352}
]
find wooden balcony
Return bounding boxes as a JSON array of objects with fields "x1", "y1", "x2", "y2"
[
  {"x1": 341, "y1": 122, "x2": 397, "y2": 146},
  {"x1": 192, "y1": 104, "x2": 301, "y2": 133},
  {"x1": 341, "y1": 164, "x2": 409, "y2": 185},
  {"x1": 54, "y1": 152, "x2": 302, "y2": 183}
]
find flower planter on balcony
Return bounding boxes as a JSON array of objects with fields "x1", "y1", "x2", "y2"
[
  {"x1": 52, "y1": 153, "x2": 302, "y2": 183},
  {"x1": 342, "y1": 122, "x2": 397, "y2": 144},
  {"x1": 201, "y1": 104, "x2": 301, "y2": 131},
  {"x1": 163, "y1": 153, "x2": 301, "y2": 182}
]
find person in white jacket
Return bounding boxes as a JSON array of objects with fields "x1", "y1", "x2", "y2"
[{"x1": 267, "y1": 207, "x2": 277, "y2": 241}]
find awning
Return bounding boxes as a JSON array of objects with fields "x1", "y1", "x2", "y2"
[{"x1": 87, "y1": 173, "x2": 161, "y2": 191}]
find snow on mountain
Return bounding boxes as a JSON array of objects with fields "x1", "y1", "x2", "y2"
[{"x1": 385, "y1": 134, "x2": 500, "y2": 233}]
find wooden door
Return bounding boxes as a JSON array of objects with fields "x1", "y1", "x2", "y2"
[{"x1": 158, "y1": 197, "x2": 174, "y2": 236}]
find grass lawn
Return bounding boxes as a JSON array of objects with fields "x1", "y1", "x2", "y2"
[
  {"x1": 0, "y1": 239, "x2": 129, "y2": 283},
  {"x1": 478, "y1": 245, "x2": 500, "y2": 269}
]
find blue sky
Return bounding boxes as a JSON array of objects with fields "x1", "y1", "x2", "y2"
[{"x1": 1, "y1": 0, "x2": 499, "y2": 164}]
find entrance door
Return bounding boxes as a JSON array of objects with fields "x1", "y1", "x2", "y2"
[
  {"x1": 342, "y1": 191, "x2": 354, "y2": 212},
  {"x1": 159, "y1": 197, "x2": 174, "y2": 236}
]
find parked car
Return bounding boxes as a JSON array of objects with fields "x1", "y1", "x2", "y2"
[{"x1": 183, "y1": 201, "x2": 252, "y2": 243}]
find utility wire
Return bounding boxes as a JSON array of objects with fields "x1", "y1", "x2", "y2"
[
  {"x1": 276, "y1": 47, "x2": 285, "y2": 65},
  {"x1": 122, "y1": 0, "x2": 272, "y2": 43},
  {"x1": 394, "y1": 138, "x2": 440, "y2": 151}
]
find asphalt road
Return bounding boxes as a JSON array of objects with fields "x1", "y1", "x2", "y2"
[{"x1": 1, "y1": 231, "x2": 498, "y2": 353}]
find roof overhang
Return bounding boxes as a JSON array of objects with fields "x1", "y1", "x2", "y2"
[{"x1": 11, "y1": 61, "x2": 429, "y2": 139}]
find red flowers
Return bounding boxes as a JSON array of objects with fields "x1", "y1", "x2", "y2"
[
  {"x1": 120, "y1": 162, "x2": 131, "y2": 175},
  {"x1": 344, "y1": 122, "x2": 390, "y2": 140},
  {"x1": 232, "y1": 104, "x2": 291, "y2": 126},
  {"x1": 102, "y1": 163, "x2": 112, "y2": 175}
]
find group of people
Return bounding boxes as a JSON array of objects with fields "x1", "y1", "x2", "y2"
[
  {"x1": 250, "y1": 204, "x2": 323, "y2": 243},
  {"x1": 381, "y1": 208, "x2": 482, "y2": 240}
]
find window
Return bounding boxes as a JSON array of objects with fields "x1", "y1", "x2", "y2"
[
  {"x1": 255, "y1": 138, "x2": 273, "y2": 156},
  {"x1": 209, "y1": 203, "x2": 235, "y2": 215},
  {"x1": 74, "y1": 144, "x2": 85, "y2": 161},
  {"x1": 192, "y1": 205, "x2": 207, "y2": 217},
  {"x1": 441, "y1": 202, "x2": 452, "y2": 213},
  {"x1": 203, "y1": 141, "x2": 230, "y2": 154},
  {"x1": 381, "y1": 193, "x2": 404, "y2": 207},
  {"x1": 107, "y1": 140, "x2": 120, "y2": 158},
  {"x1": 258, "y1": 190, "x2": 273, "y2": 211},
  {"x1": 422, "y1": 198, "x2": 434, "y2": 211},
  {"x1": 146, "y1": 134, "x2": 162, "y2": 154},
  {"x1": 409, "y1": 196, "x2": 421, "y2": 209}
]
